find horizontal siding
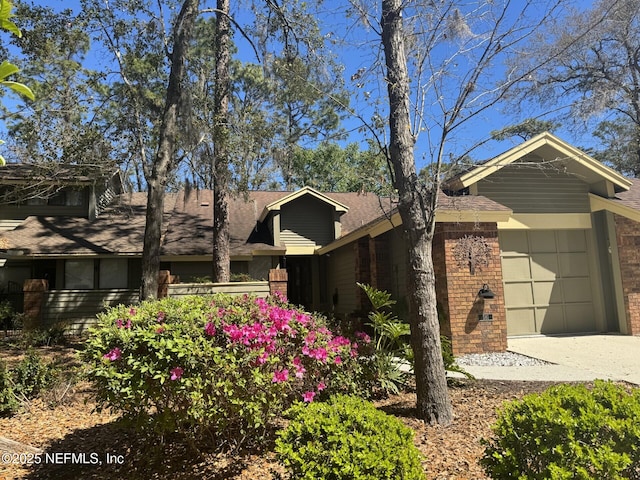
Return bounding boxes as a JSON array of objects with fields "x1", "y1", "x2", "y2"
[
  {"x1": 477, "y1": 163, "x2": 590, "y2": 213},
  {"x1": 0, "y1": 219, "x2": 23, "y2": 231},
  {"x1": 280, "y1": 195, "x2": 334, "y2": 246},
  {"x1": 168, "y1": 281, "x2": 270, "y2": 298},
  {"x1": 42, "y1": 289, "x2": 139, "y2": 333},
  {"x1": 327, "y1": 244, "x2": 356, "y2": 316},
  {"x1": 39, "y1": 283, "x2": 269, "y2": 333},
  {"x1": 248, "y1": 257, "x2": 273, "y2": 280}
]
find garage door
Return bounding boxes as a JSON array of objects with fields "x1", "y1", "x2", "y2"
[{"x1": 500, "y1": 230, "x2": 596, "y2": 335}]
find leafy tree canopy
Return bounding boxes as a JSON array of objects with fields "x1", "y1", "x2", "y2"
[
  {"x1": 0, "y1": 0, "x2": 34, "y2": 165},
  {"x1": 506, "y1": 0, "x2": 640, "y2": 173},
  {"x1": 288, "y1": 141, "x2": 391, "y2": 194},
  {"x1": 491, "y1": 118, "x2": 560, "y2": 141},
  {"x1": 590, "y1": 117, "x2": 640, "y2": 177}
]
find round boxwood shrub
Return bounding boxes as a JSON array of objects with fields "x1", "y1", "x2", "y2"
[
  {"x1": 276, "y1": 394, "x2": 426, "y2": 480},
  {"x1": 481, "y1": 380, "x2": 640, "y2": 479},
  {"x1": 81, "y1": 294, "x2": 369, "y2": 445}
]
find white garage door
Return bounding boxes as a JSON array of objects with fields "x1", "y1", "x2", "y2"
[{"x1": 500, "y1": 230, "x2": 596, "y2": 335}]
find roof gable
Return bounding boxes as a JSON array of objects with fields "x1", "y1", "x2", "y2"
[
  {"x1": 258, "y1": 186, "x2": 349, "y2": 222},
  {"x1": 446, "y1": 132, "x2": 631, "y2": 194}
]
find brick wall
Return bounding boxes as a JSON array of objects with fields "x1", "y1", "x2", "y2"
[
  {"x1": 22, "y1": 279, "x2": 49, "y2": 330},
  {"x1": 433, "y1": 230, "x2": 451, "y2": 338},
  {"x1": 613, "y1": 214, "x2": 640, "y2": 334},
  {"x1": 353, "y1": 223, "x2": 507, "y2": 354},
  {"x1": 434, "y1": 223, "x2": 507, "y2": 355},
  {"x1": 269, "y1": 269, "x2": 288, "y2": 298}
]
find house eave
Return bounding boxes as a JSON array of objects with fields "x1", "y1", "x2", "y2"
[
  {"x1": 318, "y1": 208, "x2": 513, "y2": 255},
  {"x1": 589, "y1": 193, "x2": 640, "y2": 223},
  {"x1": 447, "y1": 132, "x2": 632, "y2": 193}
]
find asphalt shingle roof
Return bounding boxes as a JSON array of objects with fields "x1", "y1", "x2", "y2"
[
  {"x1": 615, "y1": 179, "x2": 640, "y2": 211},
  {"x1": 0, "y1": 188, "x2": 512, "y2": 257},
  {"x1": 0, "y1": 193, "x2": 176, "y2": 255}
]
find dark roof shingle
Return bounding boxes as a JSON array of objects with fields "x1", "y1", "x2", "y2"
[{"x1": 0, "y1": 188, "x2": 513, "y2": 257}]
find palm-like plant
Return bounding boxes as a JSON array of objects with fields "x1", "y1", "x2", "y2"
[
  {"x1": 358, "y1": 283, "x2": 412, "y2": 395},
  {"x1": 358, "y1": 283, "x2": 472, "y2": 395}
]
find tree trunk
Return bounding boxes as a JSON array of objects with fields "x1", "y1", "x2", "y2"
[
  {"x1": 140, "y1": 0, "x2": 200, "y2": 300},
  {"x1": 141, "y1": 177, "x2": 164, "y2": 300},
  {"x1": 381, "y1": 0, "x2": 453, "y2": 425},
  {"x1": 212, "y1": 0, "x2": 231, "y2": 283}
]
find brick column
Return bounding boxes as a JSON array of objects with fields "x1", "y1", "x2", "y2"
[
  {"x1": 157, "y1": 270, "x2": 179, "y2": 298},
  {"x1": 614, "y1": 215, "x2": 640, "y2": 335},
  {"x1": 434, "y1": 223, "x2": 507, "y2": 355},
  {"x1": 626, "y1": 293, "x2": 640, "y2": 335},
  {"x1": 269, "y1": 269, "x2": 288, "y2": 298},
  {"x1": 23, "y1": 279, "x2": 49, "y2": 330}
]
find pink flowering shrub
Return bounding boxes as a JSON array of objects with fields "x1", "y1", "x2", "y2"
[{"x1": 81, "y1": 294, "x2": 369, "y2": 444}]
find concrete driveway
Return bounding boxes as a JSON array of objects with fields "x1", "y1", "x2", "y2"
[
  {"x1": 459, "y1": 334, "x2": 640, "y2": 384},
  {"x1": 507, "y1": 334, "x2": 640, "y2": 385}
]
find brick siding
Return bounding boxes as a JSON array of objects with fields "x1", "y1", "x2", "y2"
[
  {"x1": 269, "y1": 269, "x2": 288, "y2": 298},
  {"x1": 434, "y1": 223, "x2": 507, "y2": 355},
  {"x1": 355, "y1": 222, "x2": 508, "y2": 355}
]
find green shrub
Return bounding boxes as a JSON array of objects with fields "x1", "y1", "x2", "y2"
[
  {"x1": 481, "y1": 380, "x2": 640, "y2": 479},
  {"x1": 358, "y1": 283, "x2": 472, "y2": 394},
  {"x1": 0, "y1": 360, "x2": 19, "y2": 416},
  {"x1": 0, "y1": 351, "x2": 56, "y2": 416},
  {"x1": 440, "y1": 335, "x2": 473, "y2": 380},
  {"x1": 0, "y1": 300, "x2": 14, "y2": 330},
  {"x1": 43, "y1": 322, "x2": 69, "y2": 345},
  {"x1": 357, "y1": 283, "x2": 412, "y2": 395},
  {"x1": 81, "y1": 294, "x2": 370, "y2": 445},
  {"x1": 276, "y1": 394, "x2": 426, "y2": 480},
  {"x1": 12, "y1": 323, "x2": 69, "y2": 348},
  {"x1": 12, "y1": 348, "x2": 56, "y2": 399},
  {"x1": 230, "y1": 273, "x2": 258, "y2": 282}
]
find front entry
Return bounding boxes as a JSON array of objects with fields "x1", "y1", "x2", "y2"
[
  {"x1": 285, "y1": 256, "x2": 313, "y2": 308},
  {"x1": 500, "y1": 229, "x2": 598, "y2": 335}
]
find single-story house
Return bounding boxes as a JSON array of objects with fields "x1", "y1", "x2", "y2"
[{"x1": 2, "y1": 132, "x2": 640, "y2": 354}]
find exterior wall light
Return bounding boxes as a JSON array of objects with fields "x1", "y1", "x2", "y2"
[{"x1": 478, "y1": 284, "x2": 495, "y2": 299}]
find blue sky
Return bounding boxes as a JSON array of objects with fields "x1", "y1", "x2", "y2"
[{"x1": 6, "y1": 0, "x2": 598, "y2": 170}]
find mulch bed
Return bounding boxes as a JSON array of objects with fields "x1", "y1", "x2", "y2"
[{"x1": 0, "y1": 344, "x2": 562, "y2": 479}]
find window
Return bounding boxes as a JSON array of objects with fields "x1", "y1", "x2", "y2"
[
  {"x1": 28, "y1": 190, "x2": 84, "y2": 207},
  {"x1": 231, "y1": 261, "x2": 249, "y2": 275},
  {"x1": 65, "y1": 260, "x2": 94, "y2": 289},
  {"x1": 48, "y1": 192, "x2": 66, "y2": 206},
  {"x1": 65, "y1": 190, "x2": 84, "y2": 206},
  {"x1": 65, "y1": 259, "x2": 128, "y2": 289},
  {"x1": 26, "y1": 197, "x2": 46, "y2": 206},
  {"x1": 99, "y1": 259, "x2": 128, "y2": 288}
]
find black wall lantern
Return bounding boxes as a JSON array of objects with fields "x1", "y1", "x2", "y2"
[{"x1": 478, "y1": 283, "x2": 495, "y2": 299}]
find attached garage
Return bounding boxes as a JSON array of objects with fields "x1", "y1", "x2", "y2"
[
  {"x1": 436, "y1": 132, "x2": 637, "y2": 350},
  {"x1": 500, "y1": 229, "x2": 597, "y2": 335}
]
